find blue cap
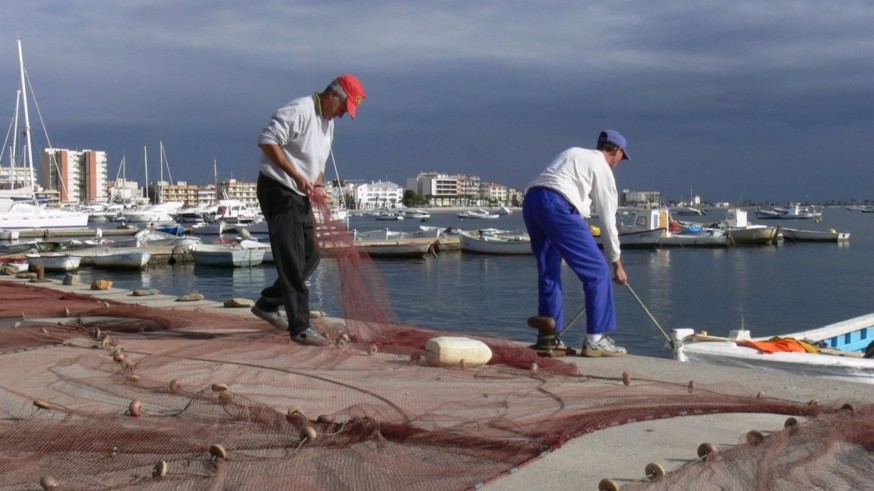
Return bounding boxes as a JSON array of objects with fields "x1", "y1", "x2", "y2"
[{"x1": 598, "y1": 129, "x2": 629, "y2": 160}]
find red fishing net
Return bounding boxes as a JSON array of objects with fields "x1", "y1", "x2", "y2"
[{"x1": 0, "y1": 197, "x2": 870, "y2": 490}]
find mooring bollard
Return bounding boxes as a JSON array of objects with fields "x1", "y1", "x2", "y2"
[
  {"x1": 33, "y1": 264, "x2": 45, "y2": 280},
  {"x1": 63, "y1": 273, "x2": 79, "y2": 286}
]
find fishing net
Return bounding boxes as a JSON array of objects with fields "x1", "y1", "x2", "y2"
[{"x1": 0, "y1": 197, "x2": 871, "y2": 490}]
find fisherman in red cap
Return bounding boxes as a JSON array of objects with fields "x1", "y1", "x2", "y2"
[{"x1": 252, "y1": 74, "x2": 366, "y2": 346}]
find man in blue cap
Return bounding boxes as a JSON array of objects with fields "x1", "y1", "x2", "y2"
[{"x1": 522, "y1": 130, "x2": 630, "y2": 356}]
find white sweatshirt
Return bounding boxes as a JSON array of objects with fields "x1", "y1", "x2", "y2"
[
  {"x1": 258, "y1": 95, "x2": 334, "y2": 195},
  {"x1": 526, "y1": 147, "x2": 621, "y2": 262}
]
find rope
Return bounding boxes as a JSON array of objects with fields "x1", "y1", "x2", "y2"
[{"x1": 624, "y1": 283, "x2": 671, "y2": 342}]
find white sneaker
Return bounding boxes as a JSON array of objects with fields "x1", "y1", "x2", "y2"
[{"x1": 582, "y1": 336, "x2": 627, "y2": 357}]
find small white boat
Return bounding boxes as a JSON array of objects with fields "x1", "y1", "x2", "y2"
[
  {"x1": 595, "y1": 227, "x2": 665, "y2": 249},
  {"x1": 402, "y1": 208, "x2": 431, "y2": 220},
  {"x1": 374, "y1": 210, "x2": 405, "y2": 221},
  {"x1": 459, "y1": 230, "x2": 531, "y2": 255},
  {"x1": 0, "y1": 229, "x2": 20, "y2": 241},
  {"x1": 756, "y1": 204, "x2": 822, "y2": 220},
  {"x1": 26, "y1": 253, "x2": 82, "y2": 272},
  {"x1": 90, "y1": 250, "x2": 152, "y2": 270},
  {"x1": 0, "y1": 258, "x2": 28, "y2": 274},
  {"x1": 781, "y1": 227, "x2": 850, "y2": 243},
  {"x1": 191, "y1": 244, "x2": 265, "y2": 267},
  {"x1": 237, "y1": 239, "x2": 273, "y2": 262},
  {"x1": 498, "y1": 206, "x2": 513, "y2": 216},
  {"x1": 458, "y1": 208, "x2": 500, "y2": 219},
  {"x1": 672, "y1": 313, "x2": 874, "y2": 385}
]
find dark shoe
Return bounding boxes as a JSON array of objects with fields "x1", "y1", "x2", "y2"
[
  {"x1": 291, "y1": 327, "x2": 331, "y2": 347},
  {"x1": 251, "y1": 305, "x2": 288, "y2": 331},
  {"x1": 527, "y1": 316, "x2": 557, "y2": 333},
  {"x1": 581, "y1": 336, "x2": 627, "y2": 357}
]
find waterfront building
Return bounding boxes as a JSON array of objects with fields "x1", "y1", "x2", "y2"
[
  {"x1": 40, "y1": 148, "x2": 108, "y2": 204},
  {"x1": 218, "y1": 179, "x2": 259, "y2": 209},
  {"x1": 355, "y1": 180, "x2": 404, "y2": 210},
  {"x1": 622, "y1": 189, "x2": 661, "y2": 208},
  {"x1": 480, "y1": 182, "x2": 508, "y2": 206},
  {"x1": 153, "y1": 180, "x2": 201, "y2": 207}
]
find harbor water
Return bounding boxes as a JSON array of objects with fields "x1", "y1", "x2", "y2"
[{"x1": 56, "y1": 207, "x2": 874, "y2": 359}]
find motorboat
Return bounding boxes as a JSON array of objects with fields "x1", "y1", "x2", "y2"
[
  {"x1": 26, "y1": 253, "x2": 82, "y2": 272},
  {"x1": 458, "y1": 208, "x2": 500, "y2": 219},
  {"x1": 190, "y1": 243, "x2": 265, "y2": 267},
  {"x1": 709, "y1": 209, "x2": 778, "y2": 245},
  {"x1": 622, "y1": 208, "x2": 728, "y2": 248},
  {"x1": 458, "y1": 230, "x2": 531, "y2": 255},
  {"x1": 0, "y1": 199, "x2": 89, "y2": 230},
  {"x1": 594, "y1": 227, "x2": 665, "y2": 249},
  {"x1": 756, "y1": 204, "x2": 822, "y2": 220},
  {"x1": 401, "y1": 208, "x2": 431, "y2": 220},
  {"x1": 89, "y1": 250, "x2": 152, "y2": 270},
  {"x1": 671, "y1": 313, "x2": 874, "y2": 385},
  {"x1": 781, "y1": 227, "x2": 850, "y2": 243}
]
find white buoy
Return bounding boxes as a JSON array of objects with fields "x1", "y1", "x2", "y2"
[{"x1": 424, "y1": 336, "x2": 492, "y2": 367}]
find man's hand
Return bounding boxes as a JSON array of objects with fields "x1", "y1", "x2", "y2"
[{"x1": 612, "y1": 260, "x2": 628, "y2": 285}]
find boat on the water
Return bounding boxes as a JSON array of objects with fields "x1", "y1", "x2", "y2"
[
  {"x1": 26, "y1": 253, "x2": 82, "y2": 272},
  {"x1": 671, "y1": 313, "x2": 874, "y2": 385},
  {"x1": 781, "y1": 227, "x2": 850, "y2": 243},
  {"x1": 89, "y1": 250, "x2": 152, "y2": 270},
  {"x1": 458, "y1": 208, "x2": 500, "y2": 219},
  {"x1": 756, "y1": 204, "x2": 822, "y2": 220},
  {"x1": 190, "y1": 243, "x2": 265, "y2": 267},
  {"x1": 458, "y1": 230, "x2": 531, "y2": 255}
]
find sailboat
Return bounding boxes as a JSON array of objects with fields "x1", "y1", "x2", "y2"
[{"x1": 0, "y1": 40, "x2": 88, "y2": 230}]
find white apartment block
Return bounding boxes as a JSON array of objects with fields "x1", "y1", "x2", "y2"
[
  {"x1": 480, "y1": 182, "x2": 508, "y2": 205},
  {"x1": 40, "y1": 148, "x2": 108, "y2": 204},
  {"x1": 355, "y1": 180, "x2": 404, "y2": 209}
]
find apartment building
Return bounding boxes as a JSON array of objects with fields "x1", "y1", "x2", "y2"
[{"x1": 40, "y1": 148, "x2": 108, "y2": 204}]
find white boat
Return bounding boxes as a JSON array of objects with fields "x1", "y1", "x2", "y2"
[
  {"x1": 373, "y1": 210, "x2": 405, "y2": 221},
  {"x1": 671, "y1": 313, "x2": 874, "y2": 385},
  {"x1": 498, "y1": 206, "x2": 513, "y2": 216},
  {"x1": 0, "y1": 42, "x2": 90, "y2": 230},
  {"x1": 459, "y1": 230, "x2": 531, "y2": 255},
  {"x1": 353, "y1": 238, "x2": 435, "y2": 258},
  {"x1": 191, "y1": 243, "x2": 265, "y2": 267},
  {"x1": 401, "y1": 208, "x2": 431, "y2": 220},
  {"x1": 458, "y1": 208, "x2": 500, "y2": 219},
  {"x1": 0, "y1": 229, "x2": 20, "y2": 241},
  {"x1": 109, "y1": 229, "x2": 201, "y2": 249},
  {"x1": 622, "y1": 208, "x2": 728, "y2": 248},
  {"x1": 756, "y1": 204, "x2": 822, "y2": 220},
  {"x1": 89, "y1": 250, "x2": 152, "y2": 270},
  {"x1": 670, "y1": 206, "x2": 705, "y2": 216},
  {"x1": 594, "y1": 227, "x2": 665, "y2": 249},
  {"x1": 120, "y1": 201, "x2": 185, "y2": 224},
  {"x1": 26, "y1": 253, "x2": 82, "y2": 272},
  {"x1": 781, "y1": 227, "x2": 850, "y2": 243},
  {"x1": 237, "y1": 239, "x2": 273, "y2": 262},
  {"x1": 0, "y1": 200, "x2": 90, "y2": 230},
  {"x1": 714, "y1": 209, "x2": 779, "y2": 245}
]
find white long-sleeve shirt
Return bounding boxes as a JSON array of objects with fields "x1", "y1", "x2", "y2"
[
  {"x1": 526, "y1": 147, "x2": 621, "y2": 262},
  {"x1": 258, "y1": 95, "x2": 334, "y2": 195}
]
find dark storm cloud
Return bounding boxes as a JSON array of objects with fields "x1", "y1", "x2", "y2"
[{"x1": 1, "y1": 1, "x2": 871, "y2": 202}]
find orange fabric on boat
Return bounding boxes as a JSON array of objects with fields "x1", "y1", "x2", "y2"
[{"x1": 741, "y1": 337, "x2": 821, "y2": 354}]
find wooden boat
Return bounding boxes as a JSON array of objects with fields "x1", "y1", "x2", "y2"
[
  {"x1": 355, "y1": 238, "x2": 435, "y2": 258},
  {"x1": 459, "y1": 230, "x2": 531, "y2": 255},
  {"x1": 90, "y1": 250, "x2": 152, "y2": 270},
  {"x1": 671, "y1": 313, "x2": 874, "y2": 385},
  {"x1": 26, "y1": 253, "x2": 82, "y2": 272},
  {"x1": 595, "y1": 228, "x2": 665, "y2": 250},
  {"x1": 191, "y1": 244, "x2": 265, "y2": 267},
  {"x1": 781, "y1": 227, "x2": 850, "y2": 243}
]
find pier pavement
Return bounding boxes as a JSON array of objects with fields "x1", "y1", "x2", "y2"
[{"x1": 0, "y1": 275, "x2": 870, "y2": 490}]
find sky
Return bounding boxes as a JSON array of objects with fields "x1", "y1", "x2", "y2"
[{"x1": 0, "y1": 1, "x2": 872, "y2": 204}]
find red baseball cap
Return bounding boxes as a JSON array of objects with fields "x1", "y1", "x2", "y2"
[{"x1": 336, "y1": 74, "x2": 366, "y2": 119}]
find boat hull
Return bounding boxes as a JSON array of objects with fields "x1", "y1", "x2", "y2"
[
  {"x1": 90, "y1": 251, "x2": 152, "y2": 270},
  {"x1": 781, "y1": 228, "x2": 850, "y2": 243},
  {"x1": 191, "y1": 245, "x2": 265, "y2": 267},
  {"x1": 26, "y1": 254, "x2": 82, "y2": 272},
  {"x1": 459, "y1": 231, "x2": 531, "y2": 255}
]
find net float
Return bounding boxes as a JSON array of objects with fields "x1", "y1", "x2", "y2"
[
  {"x1": 367, "y1": 344, "x2": 379, "y2": 355},
  {"x1": 687, "y1": 380, "x2": 695, "y2": 393},
  {"x1": 129, "y1": 400, "x2": 143, "y2": 417},
  {"x1": 286, "y1": 405, "x2": 304, "y2": 422},
  {"x1": 300, "y1": 425, "x2": 318, "y2": 441},
  {"x1": 208, "y1": 443, "x2": 228, "y2": 460},
  {"x1": 211, "y1": 383, "x2": 228, "y2": 392},
  {"x1": 218, "y1": 391, "x2": 234, "y2": 405},
  {"x1": 113, "y1": 352, "x2": 126, "y2": 363},
  {"x1": 316, "y1": 414, "x2": 333, "y2": 424},
  {"x1": 621, "y1": 371, "x2": 631, "y2": 386},
  {"x1": 697, "y1": 442, "x2": 718, "y2": 460},
  {"x1": 39, "y1": 476, "x2": 59, "y2": 490},
  {"x1": 152, "y1": 460, "x2": 168, "y2": 480},
  {"x1": 529, "y1": 363, "x2": 539, "y2": 374},
  {"x1": 746, "y1": 430, "x2": 764, "y2": 446},
  {"x1": 126, "y1": 374, "x2": 140, "y2": 383},
  {"x1": 33, "y1": 400, "x2": 52, "y2": 410},
  {"x1": 169, "y1": 379, "x2": 182, "y2": 392}
]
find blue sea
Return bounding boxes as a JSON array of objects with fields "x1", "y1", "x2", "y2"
[{"x1": 64, "y1": 207, "x2": 874, "y2": 359}]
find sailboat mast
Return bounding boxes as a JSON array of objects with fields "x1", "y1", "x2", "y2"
[
  {"x1": 17, "y1": 40, "x2": 35, "y2": 192},
  {"x1": 143, "y1": 145, "x2": 149, "y2": 202}
]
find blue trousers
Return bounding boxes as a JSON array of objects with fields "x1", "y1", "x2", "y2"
[{"x1": 522, "y1": 187, "x2": 616, "y2": 335}]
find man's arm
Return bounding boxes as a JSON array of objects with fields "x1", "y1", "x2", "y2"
[{"x1": 259, "y1": 142, "x2": 314, "y2": 196}]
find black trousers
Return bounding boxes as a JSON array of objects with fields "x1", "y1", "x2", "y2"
[{"x1": 256, "y1": 174, "x2": 321, "y2": 335}]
